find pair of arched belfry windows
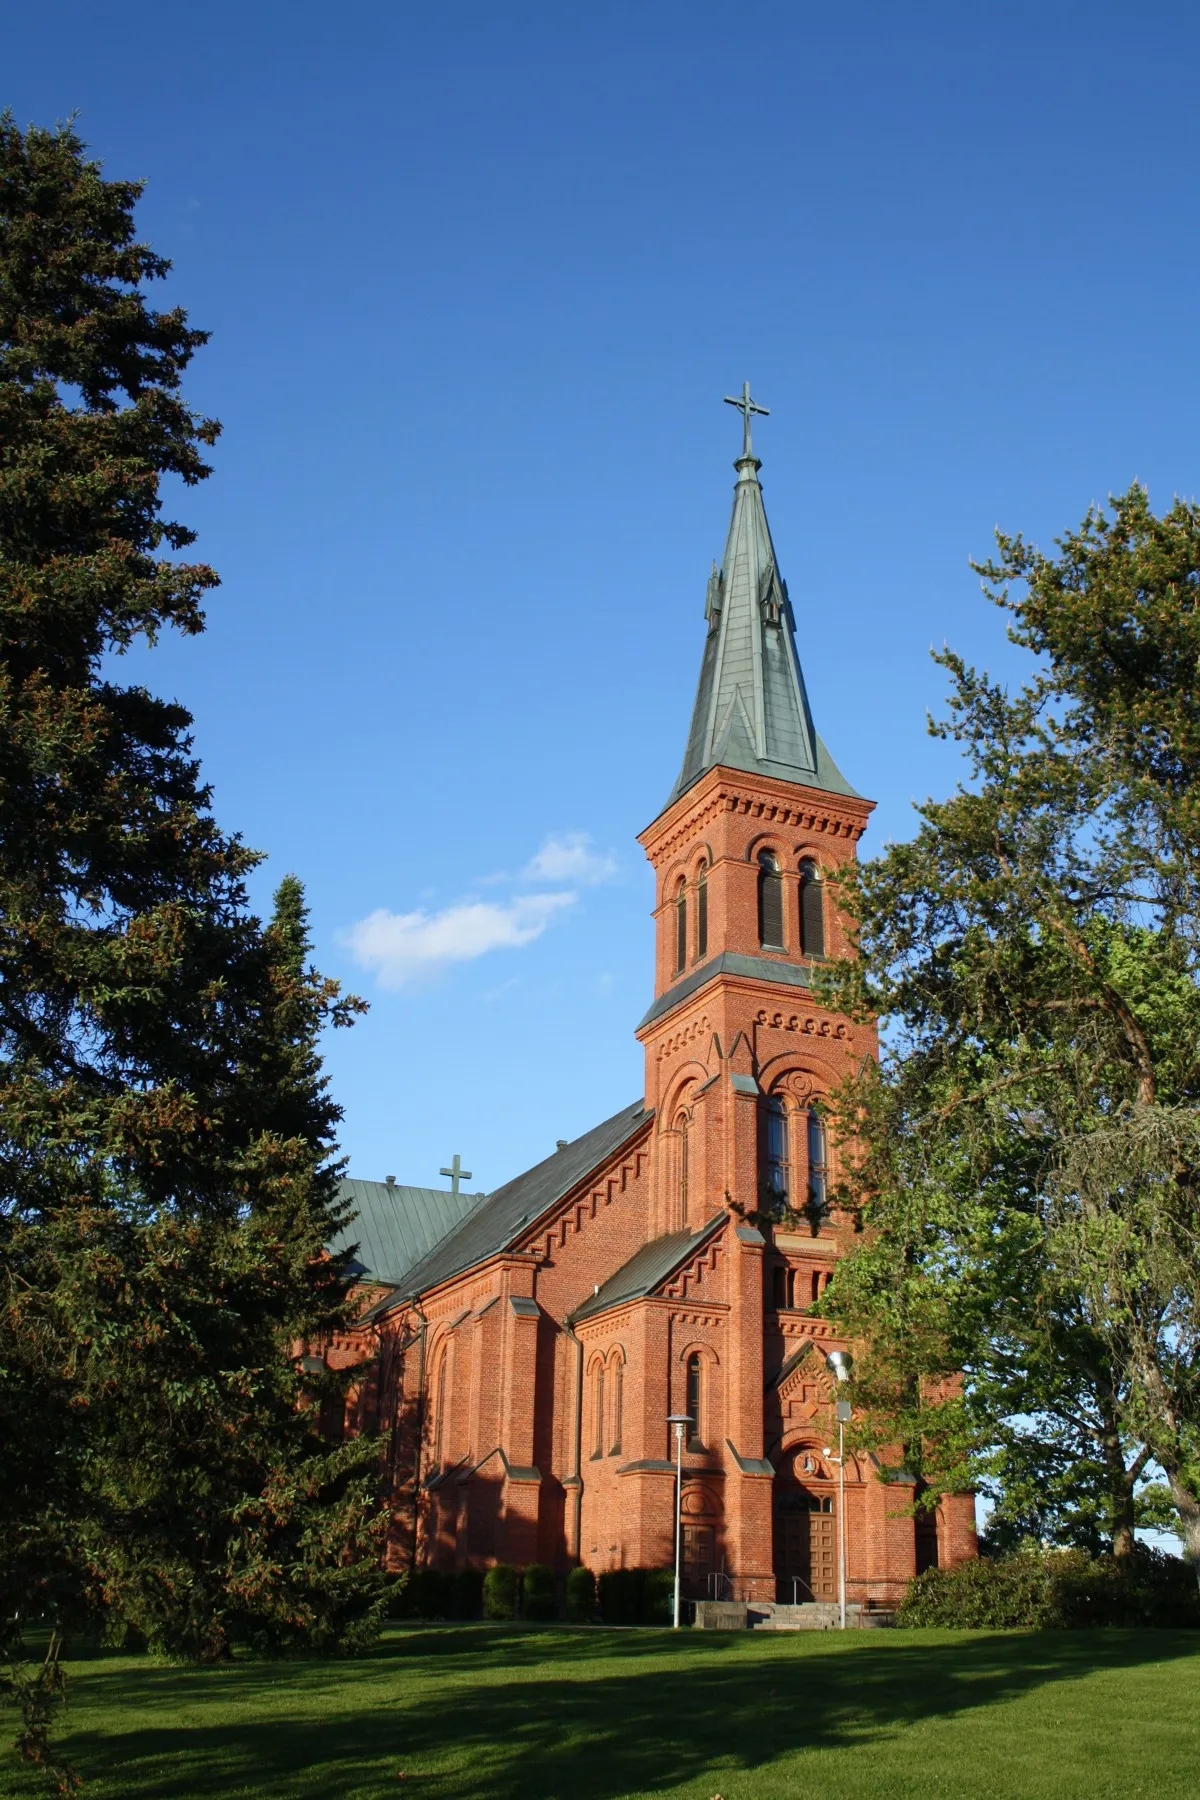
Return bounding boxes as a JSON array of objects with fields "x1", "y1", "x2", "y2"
[
  {"x1": 757, "y1": 853, "x2": 825, "y2": 957},
  {"x1": 673, "y1": 862, "x2": 709, "y2": 974},
  {"x1": 764, "y1": 1093, "x2": 828, "y2": 1210}
]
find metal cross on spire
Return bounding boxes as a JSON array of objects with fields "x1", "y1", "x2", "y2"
[
  {"x1": 723, "y1": 381, "x2": 770, "y2": 459},
  {"x1": 439, "y1": 1153, "x2": 472, "y2": 1196}
]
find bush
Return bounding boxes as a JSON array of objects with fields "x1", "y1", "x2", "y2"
[
  {"x1": 898, "y1": 1546, "x2": 1200, "y2": 1630},
  {"x1": 452, "y1": 1567, "x2": 484, "y2": 1621},
  {"x1": 402, "y1": 1567, "x2": 455, "y2": 1620},
  {"x1": 483, "y1": 1563, "x2": 520, "y2": 1620},
  {"x1": 565, "y1": 1566, "x2": 596, "y2": 1623},
  {"x1": 522, "y1": 1564, "x2": 557, "y2": 1622},
  {"x1": 597, "y1": 1566, "x2": 641, "y2": 1625},
  {"x1": 640, "y1": 1568, "x2": 675, "y2": 1625}
]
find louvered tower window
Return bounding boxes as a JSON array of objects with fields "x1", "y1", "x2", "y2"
[
  {"x1": 799, "y1": 859, "x2": 825, "y2": 957},
  {"x1": 765, "y1": 1094, "x2": 789, "y2": 1204},
  {"x1": 696, "y1": 863, "x2": 708, "y2": 959},
  {"x1": 758, "y1": 851, "x2": 784, "y2": 948},
  {"x1": 674, "y1": 879, "x2": 687, "y2": 974},
  {"x1": 807, "y1": 1107, "x2": 828, "y2": 1209}
]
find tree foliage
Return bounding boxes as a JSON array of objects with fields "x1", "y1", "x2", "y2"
[
  {"x1": 0, "y1": 118, "x2": 386, "y2": 1783},
  {"x1": 820, "y1": 484, "x2": 1200, "y2": 1580}
]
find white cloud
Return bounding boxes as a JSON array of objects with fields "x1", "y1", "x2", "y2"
[
  {"x1": 341, "y1": 892, "x2": 576, "y2": 988},
  {"x1": 523, "y1": 832, "x2": 618, "y2": 886}
]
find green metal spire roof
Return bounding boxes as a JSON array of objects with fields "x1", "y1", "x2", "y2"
[{"x1": 668, "y1": 393, "x2": 859, "y2": 808}]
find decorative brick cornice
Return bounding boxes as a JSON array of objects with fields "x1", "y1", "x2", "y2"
[
  {"x1": 640, "y1": 768, "x2": 873, "y2": 866},
  {"x1": 755, "y1": 1007, "x2": 849, "y2": 1041}
]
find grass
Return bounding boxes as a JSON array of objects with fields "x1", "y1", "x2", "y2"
[{"x1": 3, "y1": 1624, "x2": 1199, "y2": 1800}]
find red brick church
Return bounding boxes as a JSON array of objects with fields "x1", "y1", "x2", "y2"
[{"x1": 330, "y1": 392, "x2": 977, "y2": 1605}]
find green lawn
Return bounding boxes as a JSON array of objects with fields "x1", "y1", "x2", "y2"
[{"x1": 5, "y1": 1625, "x2": 1199, "y2": 1800}]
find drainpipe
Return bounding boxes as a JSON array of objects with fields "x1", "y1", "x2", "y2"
[
  {"x1": 409, "y1": 1305, "x2": 428, "y2": 1567},
  {"x1": 563, "y1": 1323, "x2": 585, "y2": 1562}
]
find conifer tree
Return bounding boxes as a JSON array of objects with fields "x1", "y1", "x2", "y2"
[{"x1": 0, "y1": 118, "x2": 387, "y2": 1780}]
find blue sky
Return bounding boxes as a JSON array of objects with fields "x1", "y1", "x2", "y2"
[{"x1": 6, "y1": 1, "x2": 1200, "y2": 1194}]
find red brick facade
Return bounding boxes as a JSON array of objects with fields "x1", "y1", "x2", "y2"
[
  {"x1": 334, "y1": 430, "x2": 977, "y2": 1602},
  {"x1": 334, "y1": 756, "x2": 976, "y2": 1603}
]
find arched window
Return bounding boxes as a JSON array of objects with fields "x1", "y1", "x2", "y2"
[
  {"x1": 807, "y1": 1107, "x2": 827, "y2": 1209},
  {"x1": 799, "y1": 859, "x2": 825, "y2": 957},
  {"x1": 674, "y1": 878, "x2": 687, "y2": 974},
  {"x1": 592, "y1": 1364, "x2": 605, "y2": 1459},
  {"x1": 610, "y1": 1360, "x2": 623, "y2": 1456},
  {"x1": 686, "y1": 1354, "x2": 703, "y2": 1450},
  {"x1": 676, "y1": 1108, "x2": 690, "y2": 1227},
  {"x1": 696, "y1": 862, "x2": 708, "y2": 959},
  {"x1": 765, "y1": 1094, "x2": 789, "y2": 1204},
  {"x1": 758, "y1": 851, "x2": 784, "y2": 948},
  {"x1": 433, "y1": 1354, "x2": 447, "y2": 1466}
]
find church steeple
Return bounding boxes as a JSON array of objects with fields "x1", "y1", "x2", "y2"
[{"x1": 669, "y1": 386, "x2": 858, "y2": 807}]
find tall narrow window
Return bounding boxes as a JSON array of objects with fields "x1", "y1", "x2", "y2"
[
  {"x1": 696, "y1": 863, "x2": 708, "y2": 959},
  {"x1": 610, "y1": 1361, "x2": 623, "y2": 1455},
  {"x1": 807, "y1": 1107, "x2": 827, "y2": 1209},
  {"x1": 433, "y1": 1356, "x2": 447, "y2": 1465},
  {"x1": 799, "y1": 860, "x2": 825, "y2": 957},
  {"x1": 686, "y1": 1354, "x2": 703, "y2": 1449},
  {"x1": 758, "y1": 851, "x2": 784, "y2": 948},
  {"x1": 765, "y1": 1094, "x2": 789, "y2": 1204},
  {"x1": 772, "y1": 1265, "x2": 786, "y2": 1309},
  {"x1": 593, "y1": 1365, "x2": 605, "y2": 1458},
  {"x1": 674, "y1": 879, "x2": 687, "y2": 974},
  {"x1": 676, "y1": 1109, "x2": 690, "y2": 1227}
]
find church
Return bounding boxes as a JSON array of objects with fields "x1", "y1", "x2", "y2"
[{"x1": 327, "y1": 391, "x2": 977, "y2": 1607}]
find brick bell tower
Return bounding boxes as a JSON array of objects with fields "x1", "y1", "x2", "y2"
[{"x1": 636, "y1": 387, "x2": 886, "y2": 1603}]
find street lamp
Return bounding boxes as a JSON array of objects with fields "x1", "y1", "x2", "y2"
[
  {"x1": 667, "y1": 1413, "x2": 693, "y2": 1629},
  {"x1": 824, "y1": 1350, "x2": 853, "y2": 1631}
]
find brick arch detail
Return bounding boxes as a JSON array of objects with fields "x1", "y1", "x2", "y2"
[
  {"x1": 757, "y1": 1048, "x2": 842, "y2": 1094},
  {"x1": 676, "y1": 1338, "x2": 720, "y2": 1366},
  {"x1": 778, "y1": 1429, "x2": 869, "y2": 1484},
  {"x1": 659, "y1": 1063, "x2": 706, "y2": 1125},
  {"x1": 744, "y1": 830, "x2": 789, "y2": 863}
]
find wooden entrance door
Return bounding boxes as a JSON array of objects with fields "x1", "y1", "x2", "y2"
[
  {"x1": 683, "y1": 1524, "x2": 715, "y2": 1594},
  {"x1": 774, "y1": 1487, "x2": 837, "y2": 1602}
]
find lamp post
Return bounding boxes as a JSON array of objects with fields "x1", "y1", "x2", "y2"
[
  {"x1": 667, "y1": 1413, "x2": 693, "y2": 1629},
  {"x1": 825, "y1": 1350, "x2": 853, "y2": 1631}
]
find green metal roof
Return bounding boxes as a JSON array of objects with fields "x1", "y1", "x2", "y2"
[
  {"x1": 569, "y1": 1213, "x2": 726, "y2": 1323},
  {"x1": 329, "y1": 1180, "x2": 486, "y2": 1286},
  {"x1": 667, "y1": 444, "x2": 859, "y2": 809},
  {"x1": 364, "y1": 1100, "x2": 653, "y2": 1307},
  {"x1": 637, "y1": 950, "x2": 812, "y2": 1031}
]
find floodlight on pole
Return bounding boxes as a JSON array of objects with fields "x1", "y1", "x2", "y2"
[
  {"x1": 824, "y1": 1350, "x2": 853, "y2": 1629},
  {"x1": 667, "y1": 1414, "x2": 693, "y2": 1629}
]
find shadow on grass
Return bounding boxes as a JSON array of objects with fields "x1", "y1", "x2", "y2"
[{"x1": 56, "y1": 1627, "x2": 1200, "y2": 1800}]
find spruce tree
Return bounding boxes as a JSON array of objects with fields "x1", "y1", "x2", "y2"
[{"x1": 0, "y1": 117, "x2": 387, "y2": 1780}]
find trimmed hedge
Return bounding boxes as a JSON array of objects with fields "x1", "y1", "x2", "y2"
[
  {"x1": 597, "y1": 1567, "x2": 675, "y2": 1625},
  {"x1": 483, "y1": 1563, "x2": 520, "y2": 1620},
  {"x1": 565, "y1": 1566, "x2": 596, "y2": 1623},
  {"x1": 398, "y1": 1568, "x2": 455, "y2": 1620},
  {"x1": 898, "y1": 1546, "x2": 1199, "y2": 1630},
  {"x1": 452, "y1": 1567, "x2": 484, "y2": 1621},
  {"x1": 522, "y1": 1564, "x2": 557, "y2": 1621},
  {"x1": 641, "y1": 1568, "x2": 676, "y2": 1624}
]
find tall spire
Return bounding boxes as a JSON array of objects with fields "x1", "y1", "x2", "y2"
[{"x1": 667, "y1": 387, "x2": 858, "y2": 808}]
